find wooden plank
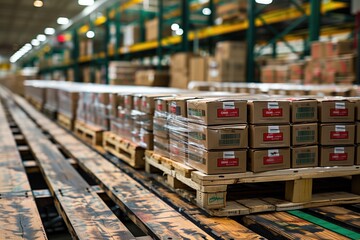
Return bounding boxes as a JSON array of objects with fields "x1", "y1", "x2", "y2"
[
  {"x1": 285, "y1": 179, "x2": 313, "y2": 203},
  {"x1": 236, "y1": 199, "x2": 276, "y2": 214},
  {"x1": 243, "y1": 212, "x2": 349, "y2": 240},
  {"x1": 310, "y1": 206, "x2": 360, "y2": 230}
]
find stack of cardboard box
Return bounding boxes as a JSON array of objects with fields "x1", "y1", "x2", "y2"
[
  {"x1": 318, "y1": 98, "x2": 356, "y2": 166},
  {"x1": 145, "y1": 18, "x2": 172, "y2": 42},
  {"x1": 216, "y1": 0, "x2": 247, "y2": 23},
  {"x1": 248, "y1": 100, "x2": 291, "y2": 172},
  {"x1": 135, "y1": 70, "x2": 169, "y2": 87},
  {"x1": 170, "y1": 53, "x2": 194, "y2": 89},
  {"x1": 289, "y1": 98, "x2": 319, "y2": 168},
  {"x1": 207, "y1": 41, "x2": 246, "y2": 82},
  {"x1": 108, "y1": 61, "x2": 139, "y2": 85},
  {"x1": 122, "y1": 25, "x2": 140, "y2": 47}
]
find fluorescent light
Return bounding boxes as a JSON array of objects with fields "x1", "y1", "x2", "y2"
[
  {"x1": 31, "y1": 39, "x2": 40, "y2": 46},
  {"x1": 255, "y1": 0, "x2": 273, "y2": 4},
  {"x1": 86, "y1": 30, "x2": 95, "y2": 38},
  {"x1": 44, "y1": 27, "x2": 55, "y2": 35},
  {"x1": 57, "y1": 17, "x2": 69, "y2": 25},
  {"x1": 33, "y1": 0, "x2": 43, "y2": 7},
  {"x1": 37, "y1": 34, "x2": 46, "y2": 42},
  {"x1": 171, "y1": 23, "x2": 180, "y2": 31},
  {"x1": 78, "y1": 0, "x2": 94, "y2": 6},
  {"x1": 199, "y1": 0, "x2": 209, "y2": 3},
  {"x1": 202, "y1": 8, "x2": 211, "y2": 15},
  {"x1": 175, "y1": 28, "x2": 184, "y2": 36},
  {"x1": 25, "y1": 43, "x2": 32, "y2": 49}
]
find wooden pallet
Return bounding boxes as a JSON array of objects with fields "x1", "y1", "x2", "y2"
[
  {"x1": 103, "y1": 131, "x2": 145, "y2": 168},
  {"x1": 43, "y1": 106, "x2": 57, "y2": 120},
  {"x1": 74, "y1": 120, "x2": 103, "y2": 146},
  {"x1": 57, "y1": 113, "x2": 74, "y2": 131},
  {"x1": 145, "y1": 150, "x2": 360, "y2": 216}
]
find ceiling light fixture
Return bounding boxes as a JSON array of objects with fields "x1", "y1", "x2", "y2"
[
  {"x1": 86, "y1": 30, "x2": 95, "y2": 39},
  {"x1": 175, "y1": 28, "x2": 184, "y2": 36},
  {"x1": 57, "y1": 17, "x2": 69, "y2": 25},
  {"x1": 202, "y1": 8, "x2": 211, "y2": 15},
  {"x1": 33, "y1": 0, "x2": 43, "y2": 7},
  {"x1": 171, "y1": 23, "x2": 180, "y2": 31},
  {"x1": 44, "y1": 27, "x2": 55, "y2": 35},
  {"x1": 31, "y1": 39, "x2": 40, "y2": 46},
  {"x1": 37, "y1": 34, "x2": 46, "y2": 42},
  {"x1": 78, "y1": 0, "x2": 94, "y2": 6},
  {"x1": 255, "y1": 0, "x2": 273, "y2": 4}
]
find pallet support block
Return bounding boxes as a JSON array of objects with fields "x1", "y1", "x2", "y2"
[
  {"x1": 351, "y1": 175, "x2": 360, "y2": 195},
  {"x1": 167, "y1": 175, "x2": 189, "y2": 189},
  {"x1": 75, "y1": 121, "x2": 103, "y2": 146},
  {"x1": 285, "y1": 179, "x2": 312, "y2": 203},
  {"x1": 57, "y1": 113, "x2": 73, "y2": 131},
  {"x1": 196, "y1": 191, "x2": 227, "y2": 209}
]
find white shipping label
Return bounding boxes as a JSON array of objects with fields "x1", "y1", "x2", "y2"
[
  {"x1": 223, "y1": 151, "x2": 235, "y2": 159},
  {"x1": 268, "y1": 126, "x2": 280, "y2": 133},
  {"x1": 335, "y1": 125, "x2": 346, "y2": 132},
  {"x1": 334, "y1": 147, "x2": 345, "y2": 154},
  {"x1": 335, "y1": 102, "x2": 346, "y2": 109},
  {"x1": 210, "y1": 69, "x2": 219, "y2": 77},
  {"x1": 268, "y1": 102, "x2": 279, "y2": 109},
  {"x1": 223, "y1": 102, "x2": 235, "y2": 109},
  {"x1": 268, "y1": 149, "x2": 280, "y2": 157}
]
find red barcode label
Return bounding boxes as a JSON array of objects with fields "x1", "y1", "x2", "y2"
[
  {"x1": 329, "y1": 153, "x2": 348, "y2": 161},
  {"x1": 263, "y1": 133, "x2": 283, "y2": 141},
  {"x1": 330, "y1": 108, "x2": 348, "y2": 117},
  {"x1": 330, "y1": 131, "x2": 349, "y2": 139},
  {"x1": 217, "y1": 108, "x2": 239, "y2": 118},
  {"x1": 263, "y1": 156, "x2": 283, "y2": 165},
  {"x1": 262, "y1": 108, "x2": 283, "y2": 117},
  {"x1": 217, "y1": 158, "x2": 239, "y2": 167}
]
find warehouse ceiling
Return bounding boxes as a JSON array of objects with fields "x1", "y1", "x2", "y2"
[{"x1": 0, "y1": 0, "x2": 85, "y2": 58}]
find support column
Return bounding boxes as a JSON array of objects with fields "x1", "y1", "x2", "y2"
[
  {"x1": 72, "y1": 29, "x2": 80, "y2": 82},
  {"x1": 157, "y1": 0, "x2": 163, "y2": 70},
  {"x1": 307, "y1": 0, "x2": 321, "y2": 56},
  {"x1": 181, "y1": 0, "x2": 190, "y2": 52},
  {"x1": 246, "y1": 0, "x2": 256, "y2": 82},
  {"x1": 115, "y1": 5, "x2": 121, "y2": 60}
]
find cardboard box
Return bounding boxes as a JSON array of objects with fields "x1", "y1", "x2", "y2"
[
  {"x1": 187, "y1": 146, "x2": 247, "y2": 174},
  {"x1": 249, "y1": 148, "x2": 291, "y2": 173},
  {"x1": 190, "y1": 56, "x2": 208, "y2": 81},
  {"x1": 249, "y1": 125, "x2": 290, "y2": 148},
  {"x1": 336, "y1": 54, "x2": 355, "y2": 77},
  {"x1": 215, "y1": 41, "x2": 246, "y2": 63},
  {"x1": 311, "y1": 41, "x2": 335, "y2": 59},
  {"x1": 169, "y1": 119, "x2": 188, "y2": 142},
  {"x1": 289, "y1": 62, "x2": 304, "y2": 80},
  {"x1": 153, "y1": 117, "x2": 168, "y2": 138},
  {"x1": 357, "y1": 145, "x2": 360, "y2": 165},
  {"x1": 291, "y1": 145, "x2": 318, "y2": 168},
  {"x1": 188, "y1": 123, "x2": 248, "y2": 150},
  {"x1": 187, "y1": 98, "x2": 247, "y2": 125},
  {"x1": 170, "y1": 71, "x2": 189, "y2": 89},
  {"x1": 169, "y1": 138, "x2": 187, "y2": 163},
  {"x1": 275, "y1": 66, "x2": 288, "y2": 83},
  {"x1": 154, "y1": 136, "x2": 169, "y2": 158},
  {"x1": 155, "y1": 96, "x2": 175, "y2": 114},
  {"x1": 170, "y1": 52, "x2": 194, "y2": 72},
  {"x1": 292, "y1": 123, "x2": 318, "y2": 146},
  {"x1": 145, "y1": 18, "x2": 171, "y2": 41},
  {"x1": 318, "y1": 99, "x2": 355, "y2": 123},
  {"x1": 135, "y1": 70, "x2": 169, "y2": 87},
  {"x1": 139, "y1": 130, "x2": 154, "y2": 149},
  {"x1": 123, "y1": 94, "x2": 134, "y2": 111},
  {"x1": 123, "y1": 25, "x2": 140, "y2": 46},
  {"x1": 336, "y1": 40, "x2": 353, "y2": 55},
  {"x1": 261, "y1": 66, "x2": 275, "y2": 83},
  {"x1": 169, "y1": 97, "x2": 197, "y2": 117},
  {"x1": 290, "y1": 98, "x2": 318, "y2": 123},
  {"x1": 207, "y1": 57, "x2": 245, "y2": 82},
  {"x1": 141, "y1": 94, "x2": 173, "y2": 114},
  {"x1": 319, "y1": 146, "x2": 355, "y2": 167},
  {"x1": 320, "y1": 124, "x2": 355, "y2": 145},
  {"x1": 248, "y1": 100, "x2": 290, "y2": 124}
]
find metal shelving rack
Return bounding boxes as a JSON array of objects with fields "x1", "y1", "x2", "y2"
[{"x1": 24, "y1": 0, "x2": 351, "y2": 83}]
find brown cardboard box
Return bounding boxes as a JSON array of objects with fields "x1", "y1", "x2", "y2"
[
  {"x1": 292, "y1": 123, "x2": 318, "y2": 146},
  {"x1": 155, "y1": 96, "x2": 175, "y2": 114},
  {"x1": 318, "y1": 99, "x2": 355, "y2": 123},
  {"x1": 187, "y1": 98, "x2": 247, "y2": 125},
  {"x1": 311, "y1": 41, "x2": 335, "y2": 59},
  {"x1": 153, "y1": 117, "x2": 168, "y2": 138},
  {"x1": 249, "y1": 148, "x2": 291, "y2": 173},
  {"x1": 139, "y1": 130, "x2": 153, "y2": 149},
  {"x1": 248, "y1": 100, "x2": 290, "y2": 124},
  {"x1": 336, "y1": 54, "x2": 355, "y2": 77},
  {"x1": 207, "y1": 57, "x2": 245, "y2": 82},
  {"x1": 154, "y1": 136, "x2": 169, "y2": 158},
  {"x1": 261, "y1": 66, "x2": 275, "y2": 83},
  {"x1": 319, "y1": 146, "x2": 355, "y2": 167},
  {"x1": 320, "y1": 124, "x2": 355, "y2": 145},
  {"x1": 141, "y1": 94, "x2": 173, "y2": 114},
  {"x1": 170, "y1": 71, "x2": 189, "y2": 89},
  {"x1": 123, "y1": 94, "x2": 134, "y2": 111},
  {"x1": 289, "y1": 62, "x2": 304, "y2": 80},
  {"x1": 357, "y1": 145, "x2": 360, "y2": 165},
  {"x1": 187, "y1": 146, "x2": 247, "y2": 174},
  {"x1": 289, "y1": 98, "x2": 318, "y2": 123},
  {"x1": 190, "y1": 56, "x2": 208, "y2": 81},
  {"x1": 145, "y1": 18, "x2": 171, "y2": 41},
  {"x1": 168, "y1": 119, "x2": 188, "y2": 142},
  {"x1": 215, "y1": 41, "x2": 246, "y2": 63},
  {"x1": 291, "y1": 145, "x2": 318, "y2": 168},
  {"x1": 170, "y1": 52, "x2": 194, "y2": 71},
  {"x1": 169, "y1": 97, "x2": 197, "y2": 117},
  {"x1": 275, "y1": 66, "x2": 288, "y2": 83},
  {"x1": 336, "y1": 40, "x2": 353, "y2": 55},
  {"x1": 188, "y1": 123, "x2": 248, "y2": 150},
  {"x1": 357, "y1": 122, "x2": 360, "y2": 144},
  {"x1": 169, "y1": 138, "x2": 187, "y2": 163},
  {"x1": 135, "y1": 70, "x2": 169, "y2": 87},
  {"x1": 133, "y1": 94, "x2": 142, "y2": 111},
  {"x1": 250, "y1": 125, "x2": 290, "y2": 148}
]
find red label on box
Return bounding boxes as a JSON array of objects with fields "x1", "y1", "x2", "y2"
[
  {"x1": 156, "y1": 104, "x2": 163, "y2": 111},
  {"x1": 330, "y1": 131, "x2": 349, "y2": 139},
  {"x1": 262, "y1": 108, "x2": 283, "y2": 117},
  {"x1": 263, "y1": 133, "x2": 283, "y2": 142},
  {"x1": 329, "y1": 153, "x2": 348, "y2": 161},
  {"x1": 170, "y1": 105, "x2": 176, "y2": 114},
  {"x1": 217, "y1": 158, "x2": 239, "y2": 167},
  {"x1": 330, "y1": 108, "x2": 348, "y2": 117},
  {"x1": 217, "y1": 108, "x2": 239, "y2": 118},
  {"x1": 263, "y1": 156, "x2": 283, "y2": 165}
]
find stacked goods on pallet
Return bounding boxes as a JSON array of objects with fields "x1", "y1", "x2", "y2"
[
  {"x1": 318, "y1": 98, "x2": 356, "y2": 166},
  {"x1": 169, "y1": 52, "x2": 195, "y2": 89},
  {"x1": 207, "y1": 41, "x2": 246, "y2": 82},
  {"x1": 24, "y1": 80, "x2": 47, "y2": 109},
  {"x1": 108, "y1": 61, "x2": 140, "y2": 85},
  {"x1": 135, "y1": 70, "x2": 170, "y2": 87},
  {"x1": 216, "y1": 0, "x2": 247, "y2": 23},
  {"x1": 248, "y1": 99, "x2": 291, "y2": 172},
  {"x1": 79, "y1": 39, "x2": 93, "y2": 57},
  {"x1": 57, "y1": 86, "x2": 79, "y2": 127},
  {"x1": 145, "y1": 18, "x2": 172, "y2": 41},
  {"x1": 123, "y1": 24, "x2": 140, "y2": 46},
  {"x1": 189, "y1": 56, "x2": 208, "y2": 82}
]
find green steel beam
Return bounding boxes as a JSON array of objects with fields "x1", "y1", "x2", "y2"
[
  {"x1": 181, "y1": 0, "x2": 190, "y2": 52},
  {"x1": 104, "y1": 8, "x2": 111, "y2": 84},
  {"x1": 140, "y1": 9, "x2": 146, "y2": 43},
  {"x1": 72, "y1": 29, "x2": 80, "y2": 82},
  {"x1": 290, "y1": 0, "x2": 306, "y2": 15},
  {"x1": 157, "y1": 0, "x2": 163, "y2": 70},
  {"x1": 246, "y1": 0, "x2": 256, "y2": 82},
  {"x1": 208, "y1": 0, "x2": 215, "y2": 54},
  {"x1": 307, "y1": 0, "x2": 321, "y2": 56},
  {"x1": 115, "y1": 2, "x2": 121, "y2": 60}
]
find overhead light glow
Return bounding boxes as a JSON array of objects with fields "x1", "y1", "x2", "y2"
[
  {"x1": 57, "y1": 17, "x2": 69, "y2": 25},
  {"x1": 175, "y1": 28, "x2": 184, "y2": 36},
  {"x1": 37, "y1": 34, "x2": 46, "y2": 42},
  {"x1": 86, "y1": 30, "x2": 95, "y2": 38},
  {"x1": 33, "y1": 0, "x2": 43, "y2": 7},
  {"x1": 31, "y1": 39, "x2": 40, "y2": 46},
  {"x1": 255, "y1": 0, "x2": 273, "y2": 4},
  {"x1": 171, "y1": 23, "x2": 180, "y2": 31},
  {"x1": 78, "y1": 0, "x2": 94, "y2": 6},
  {"x1": 44, "y1": 27, "x2": 55, "y2": 35},
  {"x1": 202, "y1": 8, "x2": 211, "y2": 15},
  {"x1": 199, "y1": 0, "x2": 209, "y2": 3}
]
